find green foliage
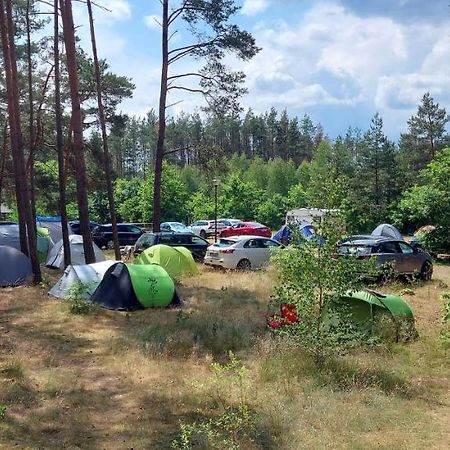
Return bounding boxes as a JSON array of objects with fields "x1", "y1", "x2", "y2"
[
  {"x1": 67, "y1": 283, "x2": 97, "y2": 315},
  {"x1": 441, "y1": 293, "x2": 450, "y2": 347},
  {"x1": 0, "y1": 404, "x2": 6, "y2": 420},
  {"x1": 171, "y1": 353, "x2": 256, "y2": 450},
  {"x1": 270, "y1": 215, "x2": 377, "y2": 360}
]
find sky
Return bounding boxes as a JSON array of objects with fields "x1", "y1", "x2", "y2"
[{"x1": 71, "y1": 0, "x2": 450, "y2": 140}]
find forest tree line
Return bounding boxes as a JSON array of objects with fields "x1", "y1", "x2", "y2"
[{"x1": 1, "y1": 0, "x2": 450, "y2": 284}]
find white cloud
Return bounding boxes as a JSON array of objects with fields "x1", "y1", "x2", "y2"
[
  {"x1": 102, "y1": 0, "x2": 131, "y2": 21},
  {"x1": 144, "y1": 14, "x2": 162, "y2": 30},
  {"x1": 241, "y1": 0, "x2": 270, "y2": 16}
]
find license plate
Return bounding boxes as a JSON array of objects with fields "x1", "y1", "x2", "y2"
[{"x1": 209, "y1": 252, "x2": 219, "y2": 258}]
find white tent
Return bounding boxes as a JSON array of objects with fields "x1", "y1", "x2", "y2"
[
  {"x1": 372, "y1": 224, "x2": 403, "y2": 240},
  {"x1": 49, "y1": 260, "x2": 115, "y2": 299},
  {"x1": 46, "y1": 235, "x2": 106, "y2": 269}
]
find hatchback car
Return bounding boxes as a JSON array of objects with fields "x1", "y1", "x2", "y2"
[
  {"x1": 219, "y1": 221, "x2": 272, "y2": 238},
  {"x1": 133, "y1": 231, "x2": 209, "y2": 260},
  {"x1": 92, "y1": 223, "x2": 144, "y2": 249},
  {"x1": 204, "y1": 235, "x2": 282, "y2": 270},
  {"x1": 338, "y1": 236, "x2": 433, "y2": 280}
]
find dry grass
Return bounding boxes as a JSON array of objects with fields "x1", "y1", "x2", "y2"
[{"x1": 0, "y1": 264, "x2": 449, "y2": 449}]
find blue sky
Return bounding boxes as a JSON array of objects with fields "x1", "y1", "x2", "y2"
[{"x1": 72, "y1": 0, "x2": 450, "y2": 140}]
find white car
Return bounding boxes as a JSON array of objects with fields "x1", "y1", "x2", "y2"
[
  {"x1": 204, "y1": 235, "x2": 282, "y2": 270},
  {"x1": 189, "y1": 220, "x2": 227, "y2": 238}
]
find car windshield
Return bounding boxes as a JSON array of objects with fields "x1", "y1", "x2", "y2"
[
  {"x1": 212, "y1": 239, "x2": 238, "y2": 247},
  {"x1": 137, "y1": 234, "x2": 155, "y2": 245},
  {"x1": 338, "y1": 244, "x2": 372, "y2": 256}
]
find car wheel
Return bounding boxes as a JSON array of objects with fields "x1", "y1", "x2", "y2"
[
  {"x1": 106, "y1": 240, "x2": 114, "y2": 250},
  {"x1": 236, "y1": 259, "x2": 251, "y2": 270},
  {"x1": 420, "y1": 261, "x2": 433, "y2": 280},
  {"x1": 200, "y1": 230, "x2": 207, "y2": 239}
]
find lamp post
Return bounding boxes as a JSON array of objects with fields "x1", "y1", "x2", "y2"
[{"x1": 212, "y1": 178, "x2": 220, "y2": 243}]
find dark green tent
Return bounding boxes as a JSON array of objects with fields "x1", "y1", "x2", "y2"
[{"x1": 322, "y1": 290, "x2": 416, "y2": 341}]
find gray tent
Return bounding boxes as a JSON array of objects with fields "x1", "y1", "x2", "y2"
[
  {"x1": 46, "y1": 234, "x2": 106, "y2": 269},
  {"x1": 0, "y1": 245, "x2": 33, "y2": 287},
  {"x1": 49, "y1": 260, "x2": 115, "y2": 299},
  {"x1": 372, "y1": 224, "x2": 403, "y2": 240}
]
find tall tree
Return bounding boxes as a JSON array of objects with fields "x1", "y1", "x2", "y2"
[
  {"x1": 86, "y1": 0, "x2": 120, "y2": 259},
  {"x1": 54, "y1": 0, "x2": 71, "y2": 267},
  {"x1": 152, "y1": 0, "x2": 259, "y2": 231},
  {"x1": 0, "y1": 0, "x2": 41, "y2": 281},
  {"x1": 59, "y1": 0, "x2": 95, "y2": 263}
]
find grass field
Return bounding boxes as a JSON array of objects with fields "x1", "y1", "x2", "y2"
[{"x1": 1, "y1": 263, "x2": 449, "y2": 449}]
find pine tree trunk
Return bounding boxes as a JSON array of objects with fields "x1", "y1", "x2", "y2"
[
  {"x1": 0, "y1": 0, "x2": 41, "y2": 282},
  {"x1": 59, "y1": 0, "x2": 95, "y2": 263},
  {"x1": 54, "y1": 0, "x2": 71, "y2": 267},
  {"x1": 153, "y1": 0, "x2": 169, "y2": 233},
  {"x1": 87, "y1": 0, "x2": 121, "y2": 260}
]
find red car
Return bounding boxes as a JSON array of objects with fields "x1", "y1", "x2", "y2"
[{"x1": 219, "y1": 221, "x2": 272, "y2": 238}]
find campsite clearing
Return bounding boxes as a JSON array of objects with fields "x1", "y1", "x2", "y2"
[{"x1": 1, "y1": 264, "x2": 449, "y2": 449}]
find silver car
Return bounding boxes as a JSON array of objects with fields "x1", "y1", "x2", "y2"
[
  {"x1": 338, "y1": 236, "x2": 433, "y2": 280},
  {"x1": 204, "y1": 235, "x2": 282, "y2": 270}
]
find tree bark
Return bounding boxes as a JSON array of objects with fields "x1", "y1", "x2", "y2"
[
  {"x1": 54, "y1": 0, "x2": 71, "y2": 267},
  {"x1": 0, "y1": 0, "x2": 41, "y2": 282},
  {"x1": 153, "y1": 0, "x2": 169, "y2": 233},
  {"x1": 59, "y1": 0, "x2": 95, "y2": 263},
  {"x1": 87, "y1": 0, "x2": 121, "y2": 260}
]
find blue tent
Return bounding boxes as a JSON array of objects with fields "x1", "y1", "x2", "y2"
[{"x1": 273, "y1": 221, "x2": 316, "y2": 244}]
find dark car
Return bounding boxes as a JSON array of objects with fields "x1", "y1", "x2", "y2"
[
  {"x1": 69, "y1": 220, "x2": 99, "y2": 235},
  {"x1": 338, "y1": 236, "x2": 433, "y2": 280},
  {"x1": 133, "y1": 231, "x2": 209, "y2": 260},
  {"x1": 92, "y1": 223, "x2": 144, "y2": 249}
]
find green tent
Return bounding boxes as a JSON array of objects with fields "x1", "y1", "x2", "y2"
[
  {"x1": 90, "y1": 262, "x2": 176, "y2": 310},
  {"x1": 322, "y1": 290, "x2": 416, "y2": 341},
  {"x1": 37, "y1": 226, "x2": 51, "y2": 263},
  {"x1": 133, "y1": 244, "x2": 198, "y2": 278}
]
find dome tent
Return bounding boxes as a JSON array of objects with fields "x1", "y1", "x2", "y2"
[
  {"x1": 272, "y1": 221, "x2": 316, "y2": 244},
  {"x1": 372, "y1": 224, "x2": 403, "y2": 240},
  {"x1": 0, "y1": 245, "x2": 33, "y2": 287},
  {"x1": 133, "y1": 244, "x2": 198, "y2": 278},
  {"x1": 49, "y1": 260, "x2": 116, "y2": 300},
  {"x1": 90, "y1": 262, "x2": 177, "y2": 310},
  {"x1": 322, "y1": 290, "x2": 416, "y2": 341},
  {"x1": 46, "y1": 235, "x2": 105, "y2": 269},
  {"x1": 0, "y1": 222, "x2": 52, "y2": 263}
]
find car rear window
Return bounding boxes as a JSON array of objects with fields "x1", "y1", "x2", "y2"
[
  {"x1": 249, "y1": 222, "x2": 265, "y2": 228},
  {"x1": 213, "y1": 239, "x2": 238, "y2": 247},
  {"x1": 338, "y1": 244, "x2": 372, "y2": 256},
  {"x1": 137, "y1": 234, "x2": 155, "y2": 245}
]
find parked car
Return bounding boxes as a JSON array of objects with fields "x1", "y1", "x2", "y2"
[
  {"x1": 204, "y1": 235, "x2": 282, "y2": 270},
  {"x1": 220, "y1": 221, "x2": 272, "y2": 238},
  {"x1": 133, "y1": 231, "x2": 209, "y2": 260},
  {"x1": 92, "y1": 223, "x2": 144, "y2": 249},
  {"x1": 189, "y1": 220, "x2": 227, "y2": 238},
  {"x1": 68, "y1": 220, "x2": 99, "y2": 235},
  {"x1": 338, "y1": 236, "x2": 433, "y2": 280},
  {"x1": 160, "y1": 222, "x2": 190, "y2": 233}
]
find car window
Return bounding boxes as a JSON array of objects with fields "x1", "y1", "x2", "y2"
[
  {"x1": 234, "y1": 223, "x2": 245, "y2": 228},
  {"x1": 213, "y1": 239, "x2": 238, "y2": 247},
  {"x1": 338, "y1": 244, "x2": 372, "y2": 256},
  {"x1": 261, "y1": 239, "x2": 280, "y2": 248},
  {"x1": 244, "y1": 239, "x2": 263, "y2": 249},
  {"x1": 172, "y1": 235, "x2": 190, "y2": 245},
  {"x1": 398, "y1": 242, "x2": 414, "y2": 254},
  {"x1": 159, "y1": 234, "x2": 173, "y2": 244},
  {"x1": 378, "y1": 242, "x2": 400, "y2": 254},
  {"x1": 191, "y1": 236, "x2": 207, "y2": 245},
  {"x1": 138, "y1": 234, "x2": 155, "y2": 245},
  {"x1": 127, "y1": 226, "x2": 141, "y2": 233}
]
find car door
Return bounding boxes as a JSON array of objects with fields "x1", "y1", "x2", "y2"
[
  {"x1": 376, "y1": 241, "x2": 403, "y2": 274},
  {"x1": 259, "y1": 239, "x2": 281, "y2": 266},
  {"x1": 243, "y1": 238, "x2": 266, "y2": 268},
  {"x1": 397, "y1": 241, "x2": 419, "y2": 274},
  {"x1": 189, "y1": 235, "x2": 208, "y2": 259}
]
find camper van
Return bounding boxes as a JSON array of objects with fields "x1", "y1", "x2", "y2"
[{"x1": 285, "y1": 208, "x2": 339, "y2": 225}]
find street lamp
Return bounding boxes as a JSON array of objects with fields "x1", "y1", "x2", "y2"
[{"x1": 212, "y1": 178, "x2": 220, "y2": 243}]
